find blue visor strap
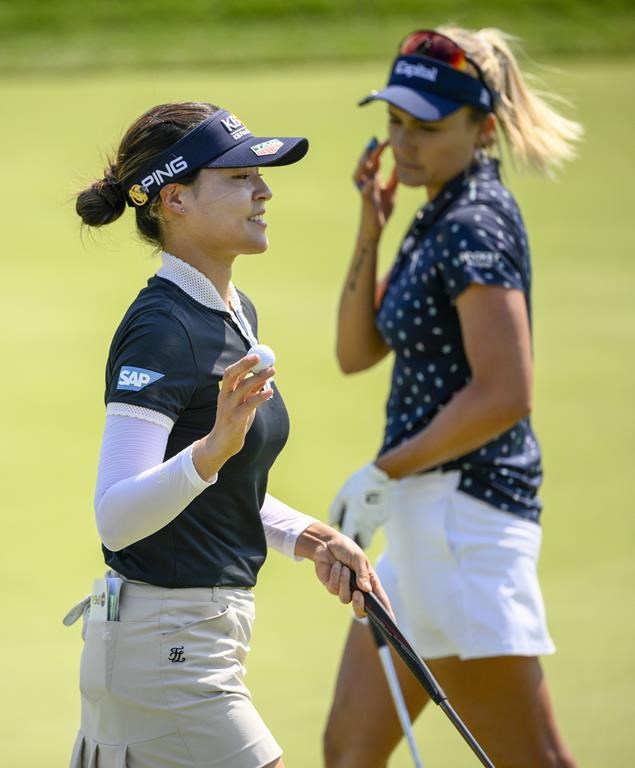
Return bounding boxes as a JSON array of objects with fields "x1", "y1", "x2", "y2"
[{"x1": 124, "y1": 110, "x2": 253, "y2": 207}]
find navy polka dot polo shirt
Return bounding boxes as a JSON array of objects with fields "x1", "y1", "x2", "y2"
[{"x1": 376, "y1": 155, "x2": 542, "y2": 522}]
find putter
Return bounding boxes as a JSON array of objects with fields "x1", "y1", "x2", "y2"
[
  {"x1": 370, "y1": 620, "x2": 424, "y2": 768},
  {"x1": 352, "y1": 576, "x2": 495, "y2": 768}
]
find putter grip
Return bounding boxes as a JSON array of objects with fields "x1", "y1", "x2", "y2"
[{"x1": 350, "y1": 574, "x2": 447, "y2": 705}]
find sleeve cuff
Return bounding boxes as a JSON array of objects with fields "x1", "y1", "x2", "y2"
[
  {"x1": 260, "y1": 493, "x2": 317, "y2": 561},
  {"x1": 182, "y1": 444, "x2": 218, "y2": 489},
  {"x1": 283, "y1": 516, "x2": 318, "y2": 561}
]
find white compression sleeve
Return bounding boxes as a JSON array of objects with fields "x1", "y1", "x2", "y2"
[
  {"x1": 260, "y1": 493, "x2": 317, "y2": 560},
  {"x1": 95, "y1": 415, "x2": 317, "y2": 557},
  {"x1": 95, "y1": 414, "x2": 214, "y2": 552}
]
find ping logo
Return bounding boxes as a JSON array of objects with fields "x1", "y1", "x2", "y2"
[
  {"x1": 250, "y1": 139, "x2": 283, "y2": 157},
  {"x1": 395, "y1": 60, "x2": 438, "y2": 82},
  {"x1": 139, "y1": 156, "x2": 189, "y2": 194},
  {"x1": 117, "y1": 366, "x2": 165, "y2": 391}
]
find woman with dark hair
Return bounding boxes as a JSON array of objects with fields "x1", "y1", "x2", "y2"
[
  {"x1": 67, "y1": 101, "x2": 387, "y2": 768},
  {"x1": 325, "y1": 28, "x2": 582, "y2": 767}
]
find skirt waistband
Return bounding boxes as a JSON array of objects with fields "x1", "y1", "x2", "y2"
[{"x1": 111, "y1": 571, "x2": 251, "y2": 601}]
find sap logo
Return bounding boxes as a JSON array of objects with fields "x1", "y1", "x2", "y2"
[
  {"x1": 221, "y1": 114, "x2": 244, "y2": 133},
  {"x1": 117, "y1": 366, "x2": 165, "y2": 391},
  {"x1": 140, "y1": 156, "x2": 188, "y2": 192},
  {"x1": 480, "y1": 88, "x2": 491, "y2": 107},
  {"x1": 395, "y1": 60, "x2": 438, "y2": 82}
]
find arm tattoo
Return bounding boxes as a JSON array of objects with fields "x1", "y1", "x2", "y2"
[{"x1": 348, "y1": 247, "x2": 368, "y2": 292}]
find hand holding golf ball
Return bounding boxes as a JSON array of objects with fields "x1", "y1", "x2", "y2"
[
  {"x1": 248, "y1": 344, "x2": 276, "y2": 373},
  {"x1": 194, "y1": 345, "x2": 277, "y2": 476}
]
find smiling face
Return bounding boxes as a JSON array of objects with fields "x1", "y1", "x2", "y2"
[
  {"x1": 387, "y1": 104, "x2": 493, "y2": 199},
  {"x1": 164, "y1": 167, "x2": 273, "y2": 261}
]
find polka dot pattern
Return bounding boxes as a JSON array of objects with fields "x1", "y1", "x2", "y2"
[{"x1": 375, "y1": 157, "x2": 542, "y2": 521}]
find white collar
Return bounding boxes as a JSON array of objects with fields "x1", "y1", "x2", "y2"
[
  {"x1": 157, "y1": 251, "x2": 242, "y2": 313},
  {"x1": 156, "y1": 251, "x2": 257, "y2": 345}
]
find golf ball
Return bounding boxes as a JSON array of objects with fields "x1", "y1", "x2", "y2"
[{"x1": 248, "y1": 344, "x2": 276, "y2": 373}]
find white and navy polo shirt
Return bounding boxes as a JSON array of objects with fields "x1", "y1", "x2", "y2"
[
  {"x1": 103, "y1": 253, "x2": 290, "y2": 587},
  {"x1": 376, "y1": 156, "x2": 542, "y2": 521}
]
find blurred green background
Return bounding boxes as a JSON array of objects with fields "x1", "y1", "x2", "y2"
[{"x1": 0, "y1": 1, "x2": 633, "y2": 766}]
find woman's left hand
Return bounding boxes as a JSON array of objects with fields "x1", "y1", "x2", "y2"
[
  {"x1": 354, "y1": 139, "x2": 399, "y2": 237},
  {"x1": 310, "y1": 529, "x2": 393, "y2": 619}
]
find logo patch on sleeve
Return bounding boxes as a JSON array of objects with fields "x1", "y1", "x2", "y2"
[
  {"x1": 117, "y1": 366, "x2": 165, "y2": 391},
  {"x1": 459, "y1": 250, "x2": 500, "y2": 269}
]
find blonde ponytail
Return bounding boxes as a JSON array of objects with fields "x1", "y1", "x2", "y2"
[{"x1": 439, "y1": 25, "x2": 583, "y2": 175}]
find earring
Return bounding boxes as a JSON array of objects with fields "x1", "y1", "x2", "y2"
[{"x1": 180, "y1": 208, "x2": 186, "y2": 214}]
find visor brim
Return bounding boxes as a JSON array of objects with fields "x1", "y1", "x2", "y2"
[
  {"x1": 205, "y1": 136, "x2": 309, "y2": 168},
  {"x1": 359, "y1": 86, "x2": 463, "y2": 122}
]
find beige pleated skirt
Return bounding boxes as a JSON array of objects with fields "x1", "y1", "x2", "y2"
[{"x1": 68, "y1": 579, "x2": 281, "y2": 768}]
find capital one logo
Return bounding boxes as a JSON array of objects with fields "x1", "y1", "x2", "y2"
[
  {"x1": 139, "y1": 156, "x2": 189, "y2": 192},
  {"x1": 395, "y1": 60, "x2": 438, "y2": 82},
  {"x1": 117, "y1": 366, "x2": 165, "y2": 391}
]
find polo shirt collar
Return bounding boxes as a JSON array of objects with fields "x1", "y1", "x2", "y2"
[
  {"x1": 157, "y1": 251, "x2": 243, "y2": 313},
  {"x1": 413, "y1": 154, "x2": 500, "y2": 232}
]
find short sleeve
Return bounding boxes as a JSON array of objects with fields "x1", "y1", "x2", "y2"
[
  {"x1": 438, "y1": 212, "x2": 525, "y2": 302},
  {"x1": 105, "y1": 310, "x2": 198, "y2": 423}
]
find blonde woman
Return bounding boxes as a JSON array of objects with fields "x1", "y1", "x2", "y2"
[{"x1": 325, "y1": 28, "x2": 581, "y2": 767}]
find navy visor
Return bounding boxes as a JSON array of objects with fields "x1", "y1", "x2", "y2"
[
  {"x1": 125, "y1": 109, "x2": 308, "y2": 207},
  {"x1": 359, "y1": 55, "x2": 495, "y2": 122}
]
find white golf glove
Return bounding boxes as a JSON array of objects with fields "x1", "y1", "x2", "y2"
[{"x1": 329, "y1": 463, "x2": 395, "y2": 549}]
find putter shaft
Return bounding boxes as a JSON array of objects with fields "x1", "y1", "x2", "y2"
[{"x1": 353, "y1": 577, "x2": 495, "y2": 768}]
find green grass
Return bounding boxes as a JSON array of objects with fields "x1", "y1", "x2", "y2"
[
  {"x1": 1, "y1": 1, "x2": 635, "y2": 72},
  {"x1": 0, "y1": 57, "x2": 633, "y2": 766}
]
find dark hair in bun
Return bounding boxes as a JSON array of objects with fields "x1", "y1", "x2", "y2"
[
  {"x1": 75, "y1": 102, "x2": 219, "y2": 246},
  {"x1": 76, "y1": 163, "x2": 126, "y2": 227}
]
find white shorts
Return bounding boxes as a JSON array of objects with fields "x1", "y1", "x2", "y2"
[
  {"x1": 377, "y1": 470, "x2": 555, "y2": 660},
  {"x1": 69, "y1": 579, "x2": 281, "y2": 768}
]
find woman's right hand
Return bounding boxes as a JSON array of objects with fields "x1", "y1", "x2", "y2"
[
  {"x1": 192, "y1": 354, "x2": 274, "y2": 480},
  {"x1": 353, "y1": 139, "x2": 399, "y2": 238}
]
